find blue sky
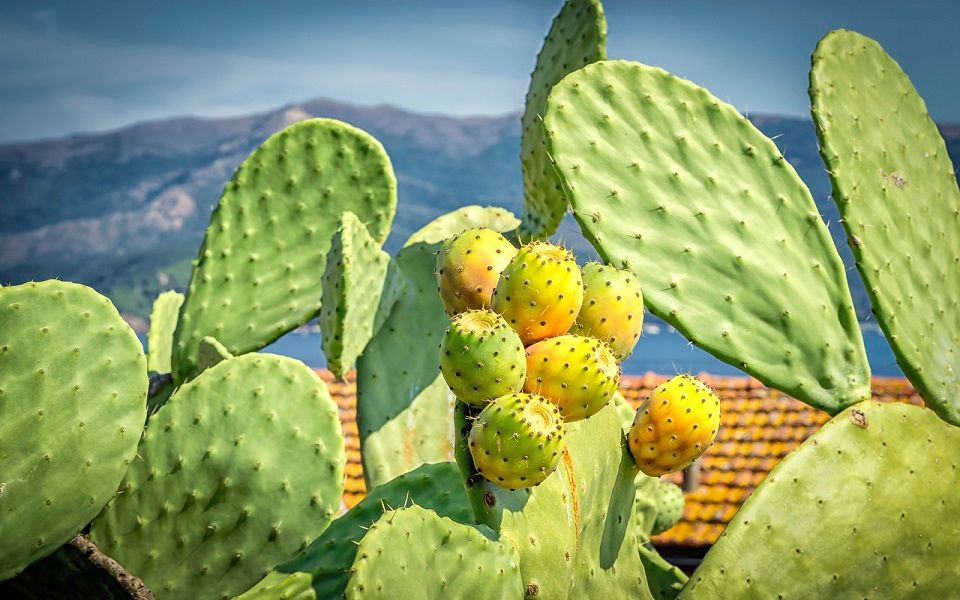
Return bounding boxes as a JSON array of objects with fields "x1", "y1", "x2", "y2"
[{"x1": 1, "y1": 0, "x2": 958, "y2": 143}]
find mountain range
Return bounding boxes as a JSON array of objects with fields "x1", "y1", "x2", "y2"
[{"x1": 1, "y1": 97, "x2": 958, "y2": 327}]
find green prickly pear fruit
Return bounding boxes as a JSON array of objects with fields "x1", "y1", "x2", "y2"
[
  {"x1": 436, "y1": 227, "x2": 517, "y2": 316},
  {"x1": 439, "y1": 310, "x2": 526, "y2": 406},
  {"x1": 468, "y1": 393, "x2": 565, "y2": 489},
  {"x1": 571, "y1": 262, "x2": 644, "y2": 360},
  {"x1": 491, "y1": 241, "x2": 583, "y2": 346},
  {"x1": 523, "y1": 334, "x2": 620, "y2": 421},
  {"x1": 651, "y1": 481, "x2": 685, "y2": 535},
  {"x1": 628, "y1": 375, "x2": 721, "y2": 476}
]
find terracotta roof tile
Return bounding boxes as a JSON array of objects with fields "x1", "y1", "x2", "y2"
[{"x1": 319, "y1": 370, "x2": 922, "y2": 546}]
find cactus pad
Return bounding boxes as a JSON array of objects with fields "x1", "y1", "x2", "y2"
[
  {"x1": 146, "y1": 290, "x2": 183, "y2": 374},
  {"x1": 681, "y1": 401, "x2": 960, "y2": 598},
  {"x1": 344, "y1": 505, "x2": 522, "y2": 599},
  {"x1": 439, "y1": 310, "x2": 526, "y2": 406},
  {"x1": 90, "y1": 353, "x2": 345, "y2": 600},
  {"x1": 492, "y1": 241, "x2": 583, "y2": 346},
  {"x1": 357, "y1": 206, "x2": 519, "y2": 487},
  {"x1": 572, "y1": 262, "x2": 644, "y2": 360},
  {"x1": 195, "y1": 335, "x2": 232, "y2": 374},
  {"x1": 321, "y1": 211, "x2": 394, "y2": 378},
  {"x1": 523, "y1": 334, "x2": 619, "y2": 421},
  {"x1": 544, "y1": 60, "x2": 870, "y2": 414},
  {"x1": 468, "y1": 393, "x2": 565, "y2": 488},
  {"x1": 520, "y1": 0, "x2": 606, "y2": 238},
  {"x1": 172, "y1": 118, "x2": 397, "y2": 383},
  {"x1": 629, "y1": 375, "x2": 720, "y2": 476},
  {"x1": 810, "y1": 30, "x2": 960, "y2": 425},
  {"x1": 0, "y1": 281, "x2": 147, "y2": 581},
  {"x1": 237, "y1": 462, "x2": 472, "y2": 600},
  {"x1": 437, "y1": 227, "x2": 517, "y2": 316}
]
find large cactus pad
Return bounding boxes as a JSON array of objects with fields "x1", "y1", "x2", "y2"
[
  {"x1": 544, "y1": 60, "x2": 870, "y2": 414},
  {"x1": 357, "y1": 206, "x2": 519, "y2": 488},
  {"x1": 90, "y1": 354, "x2": 345, "y2": 600},
  {"x1": 810, "y1": 30, "x2": 960, "y2": 425},
  {"x1": 0, "y1": 281, "x2": 147, "y2": 581},
  {"x1": 520, "y1": 0, "x2": 606, "y2": 238},
  {"x1": 680, "y1": 402, "x2": 960, "y2": 598},
  {"x1": 172, "y1": 119, "x2": 396, "y2": 382}
]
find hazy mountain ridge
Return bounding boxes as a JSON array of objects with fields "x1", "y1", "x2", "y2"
[{"x1": 1, "y1": 97, "x2": 957, "y2": 321}]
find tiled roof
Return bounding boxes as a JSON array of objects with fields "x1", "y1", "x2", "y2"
[{"x1": 318, "y1": 370, "x2": 922, "y2": 548}]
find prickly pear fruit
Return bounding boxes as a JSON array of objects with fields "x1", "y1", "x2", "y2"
[
  {"x1": 651, "y1": 481, "x2": 685, "y2": 535},
  {"x1": 523, "y1": 334, "x2": 619, "y2": 421},
  {"x1": 491, "y1": 241, "x2": 583, "y2": 346},
  {"x1": 628, "y1": 374, "x2": 721, "y2": 476},
  {"x1": 437, "y1": 227, "x2": 517, "y2": 316},
  {"x1": 439, "y1": 310, "x2": 526, "y2": 406},
  {"x1": 468, "y1": 393, "x2": 564, "y2": 488},
  {"x1": 572, "y1": 262, "x2": 644, "y2": 360}
]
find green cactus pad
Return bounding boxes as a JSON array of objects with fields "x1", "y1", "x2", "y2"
[
  {"x1": 523, "y1": 334, "x2": 619, "y2": 421},
  {"x1": 321, "y1": 211, "x2": 395, "y2": 378},
  {"x1": 0, "y1": 281, "x2": 147, "y2": 581},
  {"x1": 89, "y1": 353, "x2": 345, "y2": 600},
  {"x1": 344, "y1": 505, "x2": 522, "y2": 599},
  {"x1": 491, "y1": 241, "x2": 583, "y2": 346},
  {"x1": 458, "y1": 401, "x2": 653, "y2": 599},
  {"x1": 640, "y1": 544, "x2": 687, "y2": 600},
  {"x1": 650, "y1": 481, "x2": 684, "y2": 535},
  {"x1": 196, "y1": 335, "x2": 233, "y2": 374},
  {"x1": 810, "y1": 30, "x2": 960, "y2": 425},
  {"x1": 680, "y1": 401, "x2": 960, "y2": 598},
  {"x1": 520, "y1": 0, "x2": 606, "y2": 238},
  {"x1": 146, "y1": 290, "x2": 183, "y2": 374},
  {"x1": 237, "y1": 462, "x2": 472, "y2": 600},
  {"x1": 172, "y1": 118, "x2": 397, "y2": 383},
  {"x1": 439, "y1": 310, "x2": 526, "y2": 406},
  {"x1": 357, "y1": 206, "x2": 519, "y2": 488},
  {"x1": 544, "y1": 60, "x2": 870, "y2": 414},
  {"x1": 572, "y1": 262, "x2": 645, "y2": 360},
  {"x1": 469, "y1": 393, "x2": 565, "y2": 488}
]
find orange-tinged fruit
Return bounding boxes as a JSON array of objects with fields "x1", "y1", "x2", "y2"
[
  {"x1": 437, "y1": 227, "x2": 517, "y2": 316},
  {"x1": 491, "y1": 241, "x2": 583, "y2": 346},
  {"x1": 628, "y1": 374, "x2": 721, "y2": 476},
  {"x1": 571, "y1": 262, "x2": 644, "y2": 360},
  {"x1": 523, "y1": 334, "x2": 619, "y2": 421}
]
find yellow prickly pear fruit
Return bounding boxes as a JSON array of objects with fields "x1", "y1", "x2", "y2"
[
  {"x1": 523, "y1": 334, "x2": 619, "y2": 421},
  {"x1": 491, "y1": 241, "x2": 583, "y2": 346},
  {"x1": 571, "y1": 262, "x2": 644, "y2": 360},
  {"x1": 436, "y1": 228, "x2": 517, "y2": 316},
  {"x1": 628, "y1": 374, "x2": 721, "y2": 476}
]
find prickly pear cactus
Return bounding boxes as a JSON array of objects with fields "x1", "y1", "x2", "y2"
[
  {"x1": 357, "y1": 206, "x2": 519, "y2": 488},
  {"x1": 572, "y1": 262, "x2": 644, "y2": 360},
  {"x1": 457, "y1": 401, "x2": 654, "y2": 599},
  {"x1": 810, "y1": 30, "x2": 960, "y2": 425},
  {"x1": 344, "y1": 505, "x2": 522, "y2": 599},
  {"x1": 680, "y1": 402, "x2": 960, "y2": 598},
  {"x1": 172, "y1": 118, "x2": 396, "y2": 383},
  {"x1": 491, "y1": 241, "x2": 583, "y2": 346},
  {"x1": 90, "y1": 353, "x2": 345, "y2": 600},
  {"x1": 195, "y1": 335, "x2": 232, "y2": 374},
  {"x1": 468, "y1": 393, "x2": 565, "y2": 488},
  {"x1": 439, "y1": 310, "x2": 526, "y2": 406},
  {"x1": 520, "y1": 0, "x2": 607, "y2": 238},
  {"x1": 650, "y1": 481, "x2": 684, "y2": 536},
  {"x1": 320, "y1": 211, "x2": 395, "y2": 378},
  {"x1": 629, "y1": 375, "x2": 721, "y2": 476},
  {"x1": 523, "y1": 334, "x2": 619, "y2": 421},
  {"x1": 0, "y1": 281, "x2": 147, "y2": 581},
  {"x1": 436, "y1": 227, "x2": 517, "y2": 316},
  {"x1": 238, "y1": 462, "x2": 472, "y2": 600},
  {"x1": 544, "y1": 60, "x2": 870, "y2": 414},
  {"x1": 146, "y1": 290, "x2": 183, "y2": 374}
]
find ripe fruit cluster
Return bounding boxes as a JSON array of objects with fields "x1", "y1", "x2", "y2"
[{"x1": 436, "y1": 228, "x2": 721, "y2": 488}]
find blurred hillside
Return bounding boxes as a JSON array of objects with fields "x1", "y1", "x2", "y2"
[{"x1": 1, "y1": 97, "x2": 957, "y2": 323}]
